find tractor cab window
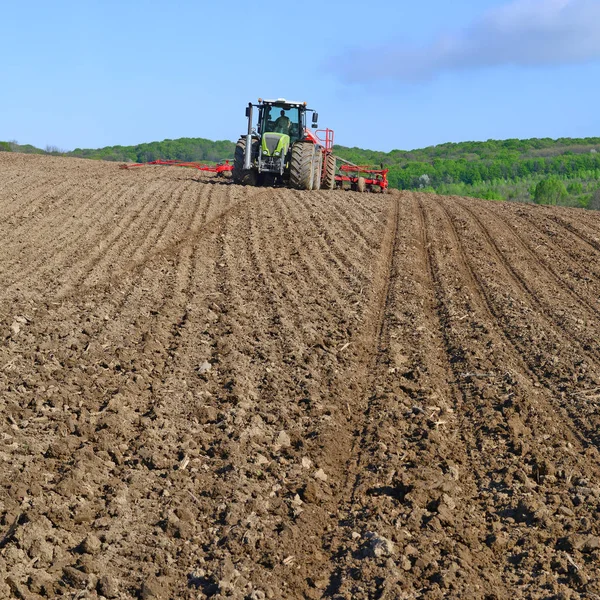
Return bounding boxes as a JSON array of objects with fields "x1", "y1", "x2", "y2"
[{"x1": 262, "y1": 106, "x2": 302, "y2": 141}]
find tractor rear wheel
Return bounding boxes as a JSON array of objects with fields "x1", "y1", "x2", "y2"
[
  {"x1": 357, "y1": 177, "x2": 366, "y2": 193},
  {"x1": 324, "y1": 153, "x2": 336, "y2": 190},
  {"x1": 312, "y1": 150, "x2": 323, "y2": 190},
  {"x1": 290, "y1": 142, "x2": 315, "y2": 190},
  {"x1": 233, "y1": 137, "x2": 258, "y2": 186}
]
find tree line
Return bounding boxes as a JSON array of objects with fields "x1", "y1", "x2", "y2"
[{"x1": 333, "y1": 138, "x2": 600, "y2": 208}]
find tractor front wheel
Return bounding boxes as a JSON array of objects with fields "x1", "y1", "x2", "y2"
[{"x1": 232, "y1": 137, "x2": 258, "y2": 186}]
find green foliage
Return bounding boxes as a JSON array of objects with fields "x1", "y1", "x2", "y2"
[
  {"x1": 68, "y1": 137, "x2": 236, "y2": 164},
  {"x1": 534, "y1": 177, "x2": 568, "y2": 205},
  {"x1": 0, "y1": 141, "x2": 44, "y2": 154},
  {"x1": 480, "y1": 190, "x2": 505, "y2": 201},
  {"x1": 333, "y1": 137, "x2": 600, "y2": 207},
  {"x1": 567, "y1": 181, "x2": 583, "y2": 194}
]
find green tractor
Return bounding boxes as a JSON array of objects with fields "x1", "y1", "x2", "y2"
[{"x1": 232, "y1": 98, "x2": 336, "y2": 190}]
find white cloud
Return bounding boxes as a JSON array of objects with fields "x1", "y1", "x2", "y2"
[{"x1": 332, "y1": 0, "x2": 600, "y2": 83}]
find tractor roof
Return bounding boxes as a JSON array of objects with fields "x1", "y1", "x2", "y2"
[{"x1": 259, "y1": 98, "x2": 307, "y2": 107}]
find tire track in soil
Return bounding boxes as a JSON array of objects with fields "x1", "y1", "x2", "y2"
[
  {"x1": 429, "y1": 197, "x2": 600, "y2": 452},
  {"x1": 448, "y1": 198, "x2": 600, "y2": 368},
  {"x1": 172, "y1": 189, "x2": 390, "y2": 598},
  {"x1": 268, "y1": 192, "x2": 401, "y2": 598},
  {"x1": 312, "y1": 193, "x2": 507, "y2": 597},
  {"x1": 435, "y1": 198, "x2": 600, "y2": 456},
  {"x1": 501, "y1": 207, "x2": 600, "y2": 297},
  {"x1": 174, "y1": 191, "x2": 335, "y2": 598},
  {"x1": 549, "y1": 213, "x2": 600, "y2": 254},
  {"x1": 416, "y1": 195, "x2": 600, "y2": 596},
  {"x1": 460, "y1": 198, "x2": 600, "y2": 323}
]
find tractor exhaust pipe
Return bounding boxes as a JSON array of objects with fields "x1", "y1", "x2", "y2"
[{"x1": 244, "y1": 103, "x2": 253, "y2": 171}]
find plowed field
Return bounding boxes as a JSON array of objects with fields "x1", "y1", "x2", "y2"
[{"x1": 1, "y1": 153, "x2": 600, "y2": 599}]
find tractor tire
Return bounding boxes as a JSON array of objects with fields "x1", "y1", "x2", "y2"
[
  {"x1": 324, "y1": 153, "x2": 336, "y2": 190},
  {"x1": 290, "y1": 142, "x2": 315, "y2": 190},
  {"x1": 312, "y1": 150, "x2": 323, "y2": 190},
  {"x1": 357, "y1": 176, "x2": 366, "y2": 193},
  {"x1": 232, "y1": 137, "x2": 258, "y2": 186}
]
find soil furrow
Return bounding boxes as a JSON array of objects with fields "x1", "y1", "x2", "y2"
[
  {"x1": 504, "y1": 207, "x2": 600, "y2": 293},
  {"x1": 459, "y1": 198, "x2": 600, "y2": 325},
  {"x1": 447, "y1": 198, "x2": 600, "y2": 367},
  {"x1": 423, "y1": 196, "x2": 598, "y2": 452}
]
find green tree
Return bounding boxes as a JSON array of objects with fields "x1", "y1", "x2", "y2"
[
  {"x1": 567, "y1": 181, "x2": 583, "y2": 194},
  {"x1": 534, "y1": 177, "x2": 568, "y2": 205}
]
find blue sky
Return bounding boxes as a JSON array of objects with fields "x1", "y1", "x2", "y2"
[{"x1": 2, "y1": 0, "x2": 600, "y2": 152}]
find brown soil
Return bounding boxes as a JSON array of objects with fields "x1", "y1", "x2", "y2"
[{"x1": 1, "y1": 152, "x2": 600, "y2": 599}]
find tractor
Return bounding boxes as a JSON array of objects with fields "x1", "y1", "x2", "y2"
[
  {"x1": 232, "y1": 98, "x2": 336, "y2": 190},
  {"x1": 119, "y1": 97, "x2": 389, "y2": 192}
]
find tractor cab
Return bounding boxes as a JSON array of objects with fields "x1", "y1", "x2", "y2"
[
  {"x1": 258, "y1": 102, "x2": 304, "y2": 143},
  {"x1": 247, "y1": 99, "x2": 311, "y2": 179}
]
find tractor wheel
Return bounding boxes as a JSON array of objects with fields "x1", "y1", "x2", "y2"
[
  {"x1": 312, "y1": 150, "x2": 323, "y2": 190},
  {"x1": 290, "y1": 142, "x2": 315, "y2": 190},
  {"x1": 357, "y1": 177, "x2": 366, "y2": 193},
  {"x1": 324, "y1": 153, "x2": 336, "y2": 190},
  {"x1": 232, "y1": 137, "x2": 258, "y2": 186}
]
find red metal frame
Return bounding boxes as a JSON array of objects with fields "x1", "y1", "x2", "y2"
[
  {"x1": 304, "y1": 128, "x2": 334, "y2": 152},
  {"x1": 335, "y1": 164, "x2": 389, "y2": 191},
  {"x1": 119, "y1": 159, "x2": 233, "y2": 174}
]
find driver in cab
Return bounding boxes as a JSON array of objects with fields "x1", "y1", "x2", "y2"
[{"x1": 273, "y1": 110, "x2": 291, "y2": 135}]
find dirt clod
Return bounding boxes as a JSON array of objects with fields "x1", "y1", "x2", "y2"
[
  {"x1": 98, "y1": 575, "x2": 120, "y2": 598},
  {"x1": 80, "y1": 533, "x2": 102, "y2": 554},
  {"x1": 363, "y1": 532, "x2": 395, "y2": 558}
]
